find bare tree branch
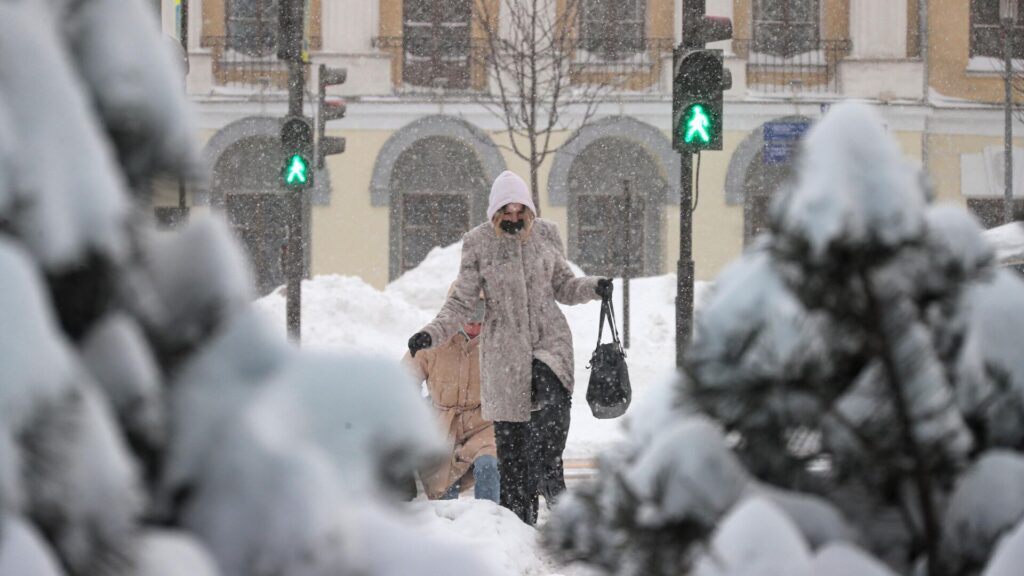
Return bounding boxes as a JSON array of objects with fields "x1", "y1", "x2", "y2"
[{"x1": 467, "y1": 0, "x2": 639, "y2": 212}]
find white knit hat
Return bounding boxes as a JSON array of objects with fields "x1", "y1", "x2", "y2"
[{"x1": 487, "y1": 170, "x2": 537, "y2": 221}]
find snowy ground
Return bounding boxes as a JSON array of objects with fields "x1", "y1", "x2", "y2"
[
  {"x1": 253, "y1": 242, "x2": 709, "y2": 576},
  {"x1": 984, "y1": 221, "x2": 1024, "y2": 263}
]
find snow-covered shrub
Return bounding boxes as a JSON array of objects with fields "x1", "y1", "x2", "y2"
[
  {"x1": 0, "y1": 0, "x2": 460, "y2": 575},
  {"x1": 545, "y1": 103, "x2": 1024, "y2": 576}
]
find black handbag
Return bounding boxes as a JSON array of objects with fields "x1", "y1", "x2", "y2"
[{"x1": 586, "y1": 294, "x2": 631, "y2": 419}]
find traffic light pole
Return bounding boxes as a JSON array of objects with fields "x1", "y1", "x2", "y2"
[
  {"x1": 177, "y1": 0, "x2": 189, "y2": 217},
  {"x1": 284, "y1": 5, "x2": 306, "y2": 343},
  {"x1": 673, "y1": 0, "x2": 731, "y2": 368},
  {"x1": 676, "y1": 152, "x2": 694, "y2": 369},
  {"x1": 622, "y1": 179, "x2": 631, "y2": 350}
]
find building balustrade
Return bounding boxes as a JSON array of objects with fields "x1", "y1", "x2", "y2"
[
  {"x1": 733, "y1": 38, "x2": 852, "y2": 95},
  {"x1": 372, "y1": 35, "x2": 676, "y2": 94},
  {"x1": 204, "y1": 36, "x2": 302, "y2": 91}
]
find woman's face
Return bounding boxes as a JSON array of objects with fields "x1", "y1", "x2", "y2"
[{"x1": 500, "y1": 203, "x2": 526, "y2": 223}]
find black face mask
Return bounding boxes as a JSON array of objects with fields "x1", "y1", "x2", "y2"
[{"x1": 500, "y1": 220, "x2": 525, "y2": 234}]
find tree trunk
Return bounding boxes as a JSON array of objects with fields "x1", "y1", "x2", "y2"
[{"x1": 859, "y1": 268, "x2": 945, "y2": 576}]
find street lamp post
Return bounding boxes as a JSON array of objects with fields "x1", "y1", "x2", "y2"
[{"x1": 1002, "y1": 0, "x2": 1018, "y2": 223}]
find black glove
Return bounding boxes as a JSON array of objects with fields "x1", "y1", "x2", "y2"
[
  {"x1": 408, "y1": 332, "x2": 432, "y2": 357},
  {"x1": 595, "y1": 278, "x2": 613, "y2": 299}
]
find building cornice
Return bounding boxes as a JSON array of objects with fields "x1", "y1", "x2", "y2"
[{"x1": 187, "y1": 94, "x2": 1019, "y2": 138}]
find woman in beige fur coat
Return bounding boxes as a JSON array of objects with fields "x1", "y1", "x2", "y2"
[{"x1": 408, "y1": 170, "x2": 612, "y2": 525}]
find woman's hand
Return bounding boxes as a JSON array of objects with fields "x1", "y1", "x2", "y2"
[
  {"x1": 408, "y1": 332, "x2": 432, "y2": 357},
  {"x1": 595, "y1": 278, "x2": 613, "y2": 299}
]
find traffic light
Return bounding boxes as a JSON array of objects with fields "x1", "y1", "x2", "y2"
[
  {"x1": 673, "y1": 0, "x2": 732, "y2": 152},
  {"x1": 281, "y1": 115, "x2": 313, "y2": 188},
  {"x1": 277, "y1": 0, "x2": 303, "y2": 62},
  {"x1": 673, "y1": 49, "x2": 729, "y2": 152},
  {"x1": 682, "y1": 1, "x2": 733, "y2": 50},
  {"x1": 316, "y1": 64, "x2": 348, "y2": 169}
]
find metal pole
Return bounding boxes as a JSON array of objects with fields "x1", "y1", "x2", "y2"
[
  {"x1": 177, "y1": 0, "x2": 189, "y2": 216},
  {"x1": 920, "y1": 0, "x2": 929, "y2": 177},
  {"x1": 676, "y1": 153, "x2": 694, "y2": 369},
  {"x1": 179, "y1": 0, "x2": 188, "y2": 51},
  {"x1": 675, "y1": 0, "x2": 703, "y2": 369},
  {"x1": 1005, "y1": 17, "x2": 1015, "y2": 224},
  {"x1": 285, "y1": 0, "x2": 306, "y2": 342},
  {"x1": 622, "y1": 179, "x2": 631, "y2": 349}
]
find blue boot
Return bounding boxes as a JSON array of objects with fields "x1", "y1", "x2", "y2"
[{"x1": 473, "y1": 455, "x2": 500, "y2": 504}]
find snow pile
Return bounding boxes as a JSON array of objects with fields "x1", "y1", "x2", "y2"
[
  {"x1": 0, "y1": 517, "x2": 64, "y2": 576},
  {"x1": 694, "y1": 497, "x2": 812, "y2": 576},
  {"x1": 258, "y1": 274, "x2": 433, "y2": 358},
  {"x1": 393, "y1": 500, "x2": 549, "y2": 575},
  {"x1": 385, "y1": 241, "x2": 464, "y2": 312},
  {"x1": 985, "y1": 520, "x2": 1024, "y2": 576},
  {"x1": 255, "y1": 240, "x2": 712, "y2": 459},
  {"x1": 942, "y1": 452, "x2": 1024, "y2": 572},
  {"x1": 983, "y1": 221, "x2": 1024, "y2": 263},
  {"x1": 771, "y1": 103, "x2": 925, "y2": 261}
]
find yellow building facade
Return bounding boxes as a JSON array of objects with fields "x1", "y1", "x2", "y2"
[{"x1": 158, "y1": 0, "x2": 1021, "y2": 293}]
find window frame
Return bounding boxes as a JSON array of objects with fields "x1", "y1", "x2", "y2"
[
  {"x1": 402, "y1": 0, "x2": 473, "y2": 89},
  {"x1": 225, "y1": 0, "x2": 279, "y2": 57},
  {"x1": 578, "y1": 0, "x2": 647, "y2": 62},
  {"x1": 752, "y1": 0, "x2": 821, "y2": 58},
  {"x1": 969, "y1": 0, "x2": 1024, "y2": 59}
]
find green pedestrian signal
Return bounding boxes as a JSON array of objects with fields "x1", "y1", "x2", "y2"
[
  {"x1": 280, "y1": 116, "x2": 313, "y2": 188},
  {"x1": 672, "y1": 48, "x2": 728, "y2": 152},
  {"x1": 283, "y1": 154, "x2": 310, "y2": 187},
  {"x1": 682, "y1": 104, "x2": 712, "y2": 145}
]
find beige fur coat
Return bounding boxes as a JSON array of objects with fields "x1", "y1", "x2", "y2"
[{"x1": 421, "y1": 219, "x2": 600, "y2": 422}]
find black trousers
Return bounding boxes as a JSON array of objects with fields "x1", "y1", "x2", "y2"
[{"x1": 494, "y1": 360, "x2": 571, "y2": 525}]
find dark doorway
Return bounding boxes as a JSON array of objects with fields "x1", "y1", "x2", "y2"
[
  {"x1": 401, "y1": 193, "x2": 469, "y2": 273},
  {"x1": 214, "y1": 135, "x2": 304, "y2": 296},
  {"x1": 742, "y1": 152, "x2": 794, "y2": 245},
  {"x1": 226, "y1": 193, "x2": 290, "y2": 295},
  {"x1": 568, "y1": 137, "x2": 666, "y2": 277},
  {"x1": 391, "y1": 135, "x2": 487, "y2": 278},
  {"x1": 575, "y1": 193, "x2": 646, "y2": 278},
  {"x1": 738, "y1": 118, "x2": 810, "y2": 247}
]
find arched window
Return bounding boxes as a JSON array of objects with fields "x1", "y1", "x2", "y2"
[
  {"x1": 568, "y1": 138, "x2": 666, "y2": 277},
  {"x1": 214, "y1": 135, "x2": 293, "y2": 296},
  {"x1": 391, "y1": 136, "x2": 487, "y2": 275},
  {"x1": 226, "y1": 0, "x2": 278, "y2": 56},
  {"x1": 970, "y1": 0, "x2": 1024, "y2": 59},
  {"x1": 734, "y1": 118, "x2": 810, "y2": 247},
  {"x1": 753, "y1": 0, "x2": 819, "y2": 57},
  {"x1": 403, "y1": 0, "x2": 472, "y2": 89},
  {"x1": 579, "y1": 0, "x2": 646, "y2": 60},
  {"x1": 742, "y1": 157, "x2": 794, "y2": 245}
]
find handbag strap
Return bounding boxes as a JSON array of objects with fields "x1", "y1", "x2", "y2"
[
  {"x1": 595, "y1": 294, "x2": 624, "y2": 354},
  {"x1": 596, "y1": 294, "x2": 608, "y2": 348}
]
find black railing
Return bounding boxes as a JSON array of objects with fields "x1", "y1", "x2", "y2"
[
  {"x1": 733, "y1": 38, "x2": 851, "y2": 94},
  {"x1": 373, "y1": 36, "x2": 675, "y2": 93},
  {"x1": 205, "y1": 36, "x2": 305, "y2": 90},
  {"x1": 373, "y1": 35, "x2": 488, "y2": 92},
  {"x1": 569, "y1": 37, "x2": 675, "y2": 92}
]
